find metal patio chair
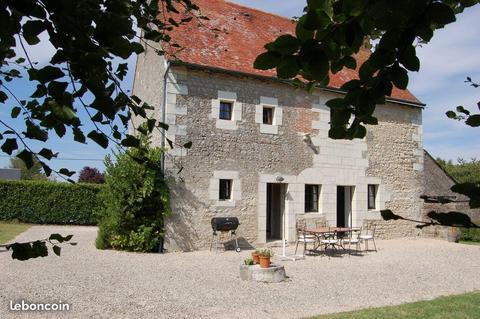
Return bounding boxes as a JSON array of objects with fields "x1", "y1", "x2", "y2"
[{"x1": 359, "y1": 222, "x2": 377, "y2": 252}]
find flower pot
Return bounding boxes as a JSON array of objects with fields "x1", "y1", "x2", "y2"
[
  {"x1": 251, "y1": 252, "x2": 260, "y2": 264},
  {"x1": 259, "y1": 256, "x2": 271, "y2": 268}
]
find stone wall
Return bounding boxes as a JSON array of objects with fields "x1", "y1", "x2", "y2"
[
  {"x1": 162, "y1": 67, "x2": 315, "y2": 250},
  {"x1": 150, "y1": 65, "x2": 425, "y2": 251},
  {"x1": 365, "y1": 103, "x2": 425, "y2": 238},
  {"x1": 130, "y1": 40, "x2": 167, "y2": 148}
]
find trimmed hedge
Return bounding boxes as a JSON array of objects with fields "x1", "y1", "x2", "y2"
[{"x1": 0, "y1": 180, "x2": 104, "y2": 225}]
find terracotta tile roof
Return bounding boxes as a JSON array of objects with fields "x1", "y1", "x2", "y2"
[{"x1": 165, "y1": 0, "x2": 422, "y2": 105}]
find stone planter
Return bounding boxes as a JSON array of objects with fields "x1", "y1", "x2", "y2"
[{"x1": 239, "y1": 264, "x2": 286, "y2": 283}]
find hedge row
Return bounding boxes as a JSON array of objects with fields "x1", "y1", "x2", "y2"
[{"x1": 0, "y1": 180, "x2": 105, "y2": 225}]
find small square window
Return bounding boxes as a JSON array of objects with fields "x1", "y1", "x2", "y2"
[
  {"x1": 219, "y1": 179, "x2": 232, "y2": 200},
  {"x1": 263, "y1": 107, "x2": 274, "y2": 125},
  {"x1": 305, "y1": 184, "x2": 320, "y2": 212},
  {"x1": 219, "y1": 101, "x2": 233, "y2": 120},
  {"x1": 368, "y1": 184, "x2": 378, "y2": 210}
]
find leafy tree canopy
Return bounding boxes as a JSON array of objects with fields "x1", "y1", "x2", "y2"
[
  {"x1": 0, "y1": 0, "x2": 200, "y2": 181},
  {"x1": 436, "y1": 157, "x2": 480, "y2": 184},
  {"x1": 78, "y1": 166, "x2": 105, "y2": 184},
  {"x1": 254, "y1": 0, "x2": 479, "y2": 139}
]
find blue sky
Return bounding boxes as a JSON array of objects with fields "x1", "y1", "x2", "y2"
[{"x1": 1, "y1": 1, "x2": 479, "y2": 178}]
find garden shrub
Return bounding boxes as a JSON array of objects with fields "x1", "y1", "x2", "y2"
[
  {"x1": 0, "y1": 180, "x2": 104, "y2": 225},
  {"x1": 460, "y1": 222, "x2": 480, "y2": 242},
  {"x1": 95, "y1": 139, "x2": 170, "y2": 253}
]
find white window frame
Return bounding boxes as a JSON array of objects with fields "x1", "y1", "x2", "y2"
[{"x1": 211, "y1": 91, "x2": 242, "y2": 130}]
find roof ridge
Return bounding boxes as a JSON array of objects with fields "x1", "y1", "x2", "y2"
[{"x1": 224, "y1": 0, "x2": 297, "y2": 22}]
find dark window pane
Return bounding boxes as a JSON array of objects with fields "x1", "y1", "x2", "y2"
[
  {"x1": 263, "y1": 107, "x2": 274, "y2": 125},
  {"x1": 219, "y1": 179, "x2": 232, "y2": 200},
  {"x1": 219, "y1": 102, "x2": 232, "y2": 120},
  {"x1": 305, "y1": 184, "x2": 319, "y2": 212},
  {"x1": 368, "y1": 184, "x2": 377, "y2": 209}
]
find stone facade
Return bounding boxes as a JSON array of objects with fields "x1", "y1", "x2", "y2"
[{"x1": 132, "y1": 53, "x2": 427, "y2": 250}]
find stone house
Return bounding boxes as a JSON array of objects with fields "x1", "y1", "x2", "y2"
[{"x1": 132, "y1": 0, "x2": 430, "y2": 251}]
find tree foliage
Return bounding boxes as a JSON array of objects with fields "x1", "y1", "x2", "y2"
[
  {"x1": 254, "y1": 0, "x2": 479, "y2": 139},
  {"x1": 0, "y1": 0, "x2": 201, "y2": 180},
  {"x1": 9, "y1": 154, "x2": 46, "y2": 180},
  {"x1": 96, "y1": 138, "x2": 170, "y2": 252},
  {"x1": 78, "y1": 166, "x2": 105, "y2": 184},
  {"x1": 446, "y1": 77, "x2": 480, "y2": 127},
  {"x1": 436, "y1": 157, "x2": 480, "y2": 184}
]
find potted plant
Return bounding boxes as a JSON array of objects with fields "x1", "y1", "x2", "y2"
[
  {"x1": 447, "y1": 227, "x2": 461, "y2": 243},
  {"x1": 251, "y1": 249, "x2": 261, "y2": 264},
  {"x1": 258, "y1": 249, "x2": 273, "y2": 268},
  {"x1": 244, "y1": 258, "x2": 254, "y2": 266}
]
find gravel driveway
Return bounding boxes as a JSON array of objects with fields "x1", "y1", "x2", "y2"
[{"x1": 1, "y1": 225, "x2": 479, "y2": 318}]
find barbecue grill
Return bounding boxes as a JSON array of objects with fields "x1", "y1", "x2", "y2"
[{"x1": 210, "y1": 217, "x2": 241, "y2": 252}]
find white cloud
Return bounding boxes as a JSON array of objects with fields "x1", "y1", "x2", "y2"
[{"x1": 14, "y1": 31, "x2": 56, "y2": 66}]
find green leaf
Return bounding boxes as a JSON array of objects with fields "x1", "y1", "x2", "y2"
[
  {"x1": 59, "y1": 168, "x2": 76, "y2": 177},
  {"x1": 304, "y1": 8, "x2": 332, "y2": 29},
  {"x1": 38, "y1": 148, "x2": 57, "y2": 160},
  {"x1": 306, "y1": 55, "x2": 329, "y2": 81},
  {"x1": 466, "y1": 115, "x2": 480, "y2": 127},
  {"x1": 25, "y1": 120, "x2": 48, "y2": 141},
  {"x1": 391, "y1": 66, "x2": 409, "y2": 90},
  {"x1": 48, "y1": 81, "x2": 68, "y2": 97},
  {"x1": 52, "y1": 245, "x2": 61, "y2": 256},
  {"x1": 30, "y1": 66, "x2": 65, "y2": 84},
  {"x1": 427, "y1": 3, "x2": 456, "y2": 25},
  {"x1": 400, "y1": 45, "x2": 420, "y2": 72},
  {"x1": 73, "y1": 127, "x2": 86, "y2": 143},
  {"x1": 40, "y1": 161, "x2": 52, "y2": 176},
  {"x1": 342, "y1": 0, "x2": 368, "y2": 16},
  {"x1": 326, "y1": 98, "x2": 347, "y2": 109},
  {"x1": 0, "y1": 91, "x2": 8, "y2": 103},
  {"x1": 296, "y1": 16, "x2": 315, "y2": 42},
  {"x1": 121, "y1": 135, "x2": 140, "y2": 147},
  {"x1": 157, "y1": 122, "x2": 169, "y2": 130},
  {"x1": 1, "y1": 138, "x2": 18, "y2": 155},
  {"x1": 17, "y1": 150, "x2": 34, "y2": 169},
  {"x1": 87, "y1": 131, "x2": 109, "y2": 149},
  {"x1": 343, "y1": 56, "x2": 357, "y2": 70},
  {"x1": 276, "y1": 56, "x2": 299, "y2": 79},
  {"x1": 446, "y1": 111, "x2": 457, "y2": 119},
  {"x1": 31, "y1": 84, "x2": 47, "y2": 98},
  {"x1": 11, "y1": 107, "x2": 21, "y2": 118},
  {"x1": 359, "y1": 60, "x2": 374, "y2": 81},
  {"x1": 269, "y1": 35, "x2": 301, "y2": 55},
  {"x1": 254, "y1": 52, "x2": 281, "y2": 70},
  {"x1": 23, "y1": 20, "x2": 45, "y2": 39}
]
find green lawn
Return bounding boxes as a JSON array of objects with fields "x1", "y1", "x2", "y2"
[
  {"x1": 460, "y1": 241, "x2": 480, "y2": 246},
  {"x1": 313, "y1": 291, "x2": 480, "y2": 319},
  {"x1": 0, "y1": 222, "x2": 32, "y2": 244}
]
